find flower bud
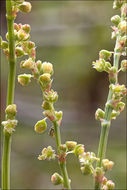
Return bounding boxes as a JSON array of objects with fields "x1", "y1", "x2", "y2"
[
  {"x1": 106, "y1": 180, "x2": 115, "y2": 190},
  {"x1": 111, "y1": 15, "x2": 121, "y2": 25},
  {"x1": 59, "y1": 144, "x2": 67, "y2": 153},
  {"x1": 34, "y1": 118, "x2": 47, "y2": 134},
  {"x1": 18, "y1": 74, "x2": 32, "y2": 86},
  {"x1": 42, "y1": 101, "x2": 52, "y2": 110},
  {"x1": 22, "y1": 24, "x2": 31, "y2": 33},
  {"x1": 55, "y1": 111, "x2": 63, "y2": 121},
  {"x1": 113, "y1": 0, "x2": 124, "y2": 9},
  {"x1": 102, "y1": 159, "x2": 114, "y2": 171},
  {"x1": 29, "y1": 48, "x2": 36, "y2": 60},
  {"x1": 99, "y1": 50, "x2": 112, "y2": 60},
  {"x1": 95, "y1": 108, "x2": 105, "y2": 121},
  {"x1": 94, "y1": 167, "x2": 104, "y2": 184},
  {"x1": 20, "y1": 58, "x2": 34, "y2": 69},
  {"x1": 121, "y1": 60, "x2": 127, "y2": 72},
  {"x1": 74, "y1": 144, "x2": 85, "y2": 156},
  {"x1": 36, "y1": 60, "x2": 42, "y2": 71},
  {"x1": 5, "y1": 104, "x2": 17, "y2": 119},
  {"x1": 19, "y1": 2, "x2": 32, "y2": 13},
  {"x1": 17, "y1": 29, "x2": 26, "y2": 40},
  {"x1": 15, "y1": 47, "x2": 24, "y2": 57},
  {"x1": 27, "y1": 41, "x2": 35, "y2": 49},
  {"x1": 14, "y1": 23, "x2": 20, "y2": 31},
  {"x1": 81, "y1": 164, "x2": 93, "y2": 175},
  {"x1": 51, "y1": 173, "x2": 63, "y2": 185},
  {"x1": 66, "y1": 141, "x2": 77, "y2": 151},
  {"x1": 39, "y1": 73, "x2": 51, "y2": 91},
  {"x1": 118, "y1": 21, "x2": 127, "y2": 34},
  {"x1": 41, "y1": 62, "x2": 53, "y2": 75},
  {"x1": 102, "y1": 177, "x2": 108, "y2": 185},
  {"x1": 115, "y1": 101, "x2": 125, "y2": 112},
  {"x1": 1, "y1": 41, "x2": 8, "y2": 49},
  {"x1": 109, "y1": 66, "x2": 117, "y2": 84}
]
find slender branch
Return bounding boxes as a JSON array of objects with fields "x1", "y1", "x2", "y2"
[
  {"x1": 95, "y1": 42, "x2": 120, "y2": 190},
  {"x1": 2, "y1": 0, "x2": 16, "y2": 189},
  {"x1": 53, "y1": 120, "x2": 71, "y2": 189}
]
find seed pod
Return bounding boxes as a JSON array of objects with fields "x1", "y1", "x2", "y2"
[
  {"x1": 5, "y1": 104, "x2": 17, "y2": 119},
  {"x1": 51, "y1": 173, "x2": 63, "y2": 185},
  {"x1": 34, "y1": 119, "x2": 47, "y2": 134},
  {"x1": 66, "y1": 141, "x2": 77, "y2": 151},
  {"x1": 18, "y1": 74, "x2": 32, "y2": 86},
  {"x1": 48, "y1": 127, "x2": 55, "y2": 138},
  {"x1": 111, "y1": 15, "x2": 121, "y2": 25},
  {"x1": 99, "y1": 50, "x2": 112, "y2": 60},
  {"x1": 19, "y1": 2, "x2": 32, "y2": 13}
]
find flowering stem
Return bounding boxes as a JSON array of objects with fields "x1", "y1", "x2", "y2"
[
  {"x1": 53, "y1": 120, "x2": 71, "y2": 189},
  {"x1": 95, "y1": 43, "x2": 120, "y2": 190},
  {"x1": 2, "y1": 0, "x2": 16, "y2": 189}
]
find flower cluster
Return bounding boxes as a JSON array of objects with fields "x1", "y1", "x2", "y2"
[{"x1": 2, "y1": 104, "x2": 18, "y2": 133}]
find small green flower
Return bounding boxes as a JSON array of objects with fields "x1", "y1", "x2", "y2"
[
  {"x1": 95, "y1": 108, "x2": 105, "y2": 121},
  {"x1": 18, "y1": 74, "x2": 32, "y2": 86},
  {"x1": 66, "y1": 141, "x2": 77, "y2": 151},
  {"x1": 121, "y1": 60, "x2": 127, "y2": 72},
  {"x1": 41, "y1": 62, "x2": 53, "y2": 75},
  {"x1": 99, "y1": 50, "x2": 112, "y2": 60},
  {"x1": 19, "y1": 2, "x2": 32, "y2": 13},
  {"x1": 5, "y1": 104, "x2": 17, "y2": 119},
  {"x1": 38, "y1": 146, "x2": 56, "y2": 160},
  {"x1": 111, "y1": 15, "x2": 121, "y2": 25}
]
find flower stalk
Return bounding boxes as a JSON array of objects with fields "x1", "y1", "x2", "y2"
[
  {"x1": 2, "y1": 0, "x2": 16, "y2": 188},
  {"x1": 94, "y1": 1, "x2": 127, "y2": 189}
]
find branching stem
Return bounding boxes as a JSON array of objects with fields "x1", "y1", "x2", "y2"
[{"x1": 53, "y1": 120, "x2": 71, "y2": 189}]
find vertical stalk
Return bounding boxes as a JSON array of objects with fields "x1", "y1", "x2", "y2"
[
  {"x1": 95, "y1": 46, "x2": 120, "y2": 189},
  {"x1": 2, "y1": 0, "x2": 16, "y2": 189},
  {"x1": 53, "y1": 121, "x2": 71, "y2": 189}
]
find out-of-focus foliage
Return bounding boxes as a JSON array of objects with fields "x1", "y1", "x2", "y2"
[{"x1": 1, "y1": 1, "x2": 126, "y2": 189}]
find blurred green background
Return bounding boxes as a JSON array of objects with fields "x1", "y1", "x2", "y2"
[{"x1": 1, "y1": 1, "x2": 126, "y2": 189}]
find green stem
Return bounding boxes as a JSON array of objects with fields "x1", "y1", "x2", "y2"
[
  {"x1": 2, "y1": 0, "x2": 16, "y2": 189},
  {"x1": 53, "y1": 121, "x2": 71, "y2": 189},
  {"x1": 94, "y1": 50, "x2": 120, "y2": 189}
]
